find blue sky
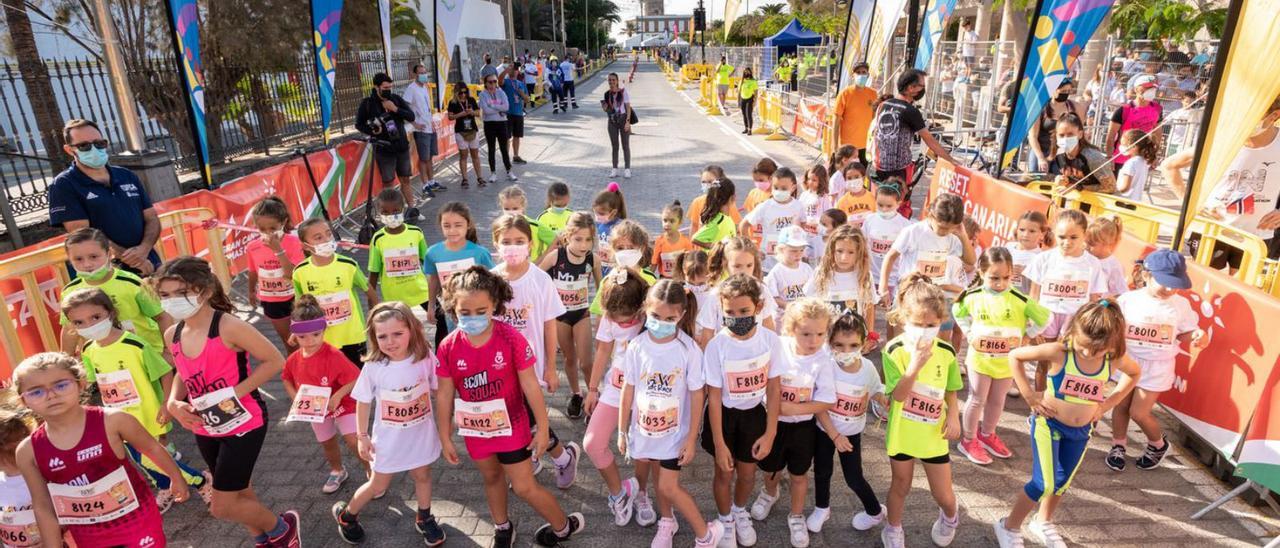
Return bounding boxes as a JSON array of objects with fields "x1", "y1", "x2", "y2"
[{"x1": 611, "y1": 0, "x2": 775, "y2": 40}]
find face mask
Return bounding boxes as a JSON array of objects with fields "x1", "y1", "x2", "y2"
[
  {"x1": 1058, "y1": 136, "x2": 1080, "y2": 151},
  {"x1": 457, "y1": 314, "x2": 490, "y2": 335},
  {"x1": 1056, "y1": 93, "x2": 1069, "y2": 102},
  {"x1": 833, "y1": 350, "x2": 862, "y2": 365},
  {"x1": 701, "y1": 181, "x2": 713, "y2": 194},
  {"x1": 722, "y1": 314, "x2": 757, "y2": 337},
  {"x1": 817, "y1": 225, "x2": 829, "y2": 238},
  {"x1": 687, "y1": 283, "x2": 707, "y2": 294},
  {"x1": 614, "y1": 249, "x2": 642, "y2": 268},
  {"x1": 80, "y1": 262, "x2": 112, "y2": 282},
  {"x1": 500, "y1": 243, "x2": 529, "y2": 265},
  {"x1": 754, "y1": 180, "x2": 771, "y2": 192},
  {"x1": 380, "y1": 89, "x2": 392, "y2": 99},
  {"x1": 76, "y1": 147, "x2": 109, "y2": 169},
  {"x1": 261, "y1": 230, "x2": 285, "y2": 240},
  {"x1": 380, "y1": 214, "x2": 404, "y2": 229},
  {"x1": 772, "y1": 189, "x2": 792, "y2": 203},
  {"x1": 903, "y1": 324, "x2": 940, "y2": 346},
  {"x1": 594, "y1": 213, "x2": 612, "y2": 224},
  {"x1": 161, "y1": 295, "x2": 201, "y2": 321},
  {"x1": 417, "y1": 74, "x2": 430, "y2": 84},
  {"x1": 312, "y1": 240, "x2": 338, "y2": 257},
  {"x1": 855, "y1": 74, "x2": 869, "y2": 87},
  {"x1": 877, "y1": 209, "x2": 899, "y2": 220},
  {"x1": 983, "y1": 285, "x2": 1007, "y2": 294},
  {"x1": 913, "y1": 86, "x2": 927, "y2": 100},
  {"x1": 550, "y1": 206, "x2": 567, "y2": 214},
  {"x1": 76, "y1": 319, "x2": 113, "y2": 342},
  {"x1": 1141, "y1": 89, "x2": 1157, "y2": 101},
  {"x1": 645, "y1": 315, "x2": 678, "y2": 339}
]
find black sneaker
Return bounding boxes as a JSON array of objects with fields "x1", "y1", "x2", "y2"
[
  {"x1": 566, "y1": 394, "x2": 584, "y2": 420},
  {"x1": 533, "y1": 512, "x2": 584, "y2": 546},
  {"x1": 1105, "y1": 444, "x2": 1127, "y2": 472},
  {"x1": 407, "y1": 207, "x2": 421, "y2": 222},
  {"x1": 416, "y1": 512, "x2": 446, "y2": 546},
  {"x1": 1135, "y1": 436, "x2": 1169, "y2": 470},
  {"x1": 332, "y1": 501, "x2": 366, "y2": 544},
  {"x1": 492, "y1": 522, "x2": 516, "y2": 548},
  {"x1": 513, "y1": 156, "x2": 528, "y2": 164}
]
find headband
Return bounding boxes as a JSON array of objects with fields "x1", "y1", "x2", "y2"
[
  {"x1": 290, "y1": 318, "x2": 328, "y2": 334},
  {"x1": 876, "y1": 181, "x2": 901, "y2": 192}
]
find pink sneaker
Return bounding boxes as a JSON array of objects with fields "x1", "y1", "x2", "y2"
[
  {"x1": 979, "y1": 432, "x2": 1014, "y2": 459},
  {"x1": 957, "y1": 437, "x2": 993, "y2": 465}
]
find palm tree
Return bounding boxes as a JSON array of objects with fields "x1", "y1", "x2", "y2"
[
  {"x1": 390, "y1": 0, "x2": 432, "y2": 49},
  {"x1": 756, "y1": 3, "x2": 787, "y2": 16},
  {"x1": 2, "y1": 2, "x2": 68, "y2": 170}
]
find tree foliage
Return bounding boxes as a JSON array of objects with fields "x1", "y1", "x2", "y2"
[{"x1": 1109, "y1": 0, "x2": 1227, "y2": 46}]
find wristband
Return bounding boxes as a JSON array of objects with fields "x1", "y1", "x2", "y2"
[{"x1": 357, "y1": 433, "x2": 371, "y2": 439}]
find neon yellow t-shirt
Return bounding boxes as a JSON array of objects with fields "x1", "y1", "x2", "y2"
[
  {"x1": 81, "y1": 332, "x2": 173, "y2": 437},
  {"x1": 740, "y1": 78, "x2": 758, "y2": 100},
  {"x1": 292, "y1": 254, "x2": 369, "y2": 347},
  {"x1": 952, "y1": 287, "x2": 1051, "y2": 379},
  {"x1": 716, "y1": 64, "x2": 734, "y2": 85},
  {"x1": 60, "y1": 269, "x2": 164, "y2": 349},
  {"x1": 526, "y1": 215, "x2": 557, "y2": 260},
  {"x1": 882, "y1": 336, "x2": 963, "y2": 459},
  {"x1": 692, "y1": 212, "x2": 737, "y2": 247},
  {"x1": 368, "y1": 226, "x2": 430, "y2": 307},
  {"x1": 536, "y1": 208, "x2": 573, "y2": 235}
]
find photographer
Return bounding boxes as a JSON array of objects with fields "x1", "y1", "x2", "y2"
[{"x1": 356, "y1": 73, "x2": 419, "y2": 219}]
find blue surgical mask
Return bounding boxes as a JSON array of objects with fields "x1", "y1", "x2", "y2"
[
  {"x1": 417, "y1": 74, "x2": 430, "y2": 84},
  {"x1": 458, "y1": 314, "x2": 490, "y2": 335},
  {"x1": 645, "y1": 315, "x2": 678, "y2": 339},
  {"x1": 855, "y1": 74, "x2": 870, "y2": 87},
  {"x1": 76, "y1": 146, "x2": 109, "y2": 169},
  {"x1": 550, "y1": 206, "x2": 567, "y2": 214}
]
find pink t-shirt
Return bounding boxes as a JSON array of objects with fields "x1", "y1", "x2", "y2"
[
  {"x1": 1111, "y1": 101, "x2": 1162, "y2": 166},
  {"x1": 436, "y1": 321, "x2": 537, "y2": 457},
  {"x1": 245, "y1": 234, "x2": 305, "y2": 302}
]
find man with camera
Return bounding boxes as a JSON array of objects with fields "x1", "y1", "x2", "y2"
[{"x1": 357, "y1": 73, "x2": 420, "y2": 219}]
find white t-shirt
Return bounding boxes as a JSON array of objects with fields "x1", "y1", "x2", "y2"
[
  {"x1": 863, "y1": 211, "x2": 912, "y2": 289},
  {"x1": 623, "y1": 331, "x2": 706, "y2": 460},
  {"x1": 560, "y1": 60, "x2": 577, "y2": 82},
  {"x1": 804, "y1": 269, "x2": 871, "y2": 313},
  {"x1": 595, "y1": 316, "x2": 644, "y2": 408},
  {"x1": 828, "y1": 171, "x2": 848, "y2": 199},
  {"x1": 0, "y1": 471, "x2": 35, "y2": 543},
  {"x1": 351, "y1": 356, "x2": 442, "y2": 473},
  {"x1": 765, "y1": 261, "x2": 815, "y2": 319},
  {"x1": 493, "y1": 263, "x2": 568, "y2": 384},
  {"x1": 1203, "y1": 134, "x2": 1280, "y2": 239},
  {"x1": 402, "y1": 82, "x2": 435, "y2": 134},
  {"x1": 1118, "y1": 157, "x2": 1149, "y2": 202},
  {"x1": 696, "y1": 284, "x2": 779, "y2": 333},
  {"x1": 820, "y1": 358, "x2": 883, "y2": 436},
  {"x1": 961, "y1": 30, "x2": 978, "y2": 57},
  {"x1": 744, "y1": 198, "x2": 806, "y2": 269},
  {"x1": 799, "y1": 191, "x2": 834, "y2": 226},
  {"x1": 1095, "y1": 254, "x2": 1128, "y2": 296},
  {"x1": 523, "y1": 62, "x2": 538, "y2": 85},
  {"x1": 1024, "y1": 249, "x2": 1106, "y2": 314},
  {"x1": 889, "y1": 221, "x2": 965, "y2": 283},
  {"x1": 1008, "y1": 245, "x2": 1044, "y2": 293},
  {"x1": 777, "y1": 338, "x2": 837, "y2": 423},
  {"x1": 1117, "y1": 289, "x2": 1198, "y2": 363},
  {"x1": 940, "y1": 255, "x2": 971, "y2": 300},
  {"x1": 703, "y1": 327, "x2": 785, "y2": 410}
]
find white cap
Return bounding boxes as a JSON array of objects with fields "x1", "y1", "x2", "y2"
[{"x1": 777, "y1": 225, "x2": 811, "y2": 248}]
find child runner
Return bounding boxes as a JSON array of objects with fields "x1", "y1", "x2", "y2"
[
  {"x1": 835, "y1": 163, "x2": 876, "y2": 225},
  {"x1": 1108, "y1": 250, "x2": 1206, "y2": 471},
  {"x1": 1115, "y1": 129, "x2": 1158, "y2": 202},
  {"x1": 368, "y1": 187, "x2": 431, "y2": 309},
  {"x1": 281, "y1": 295, "x2": 367, "y2": 493},
  {"x1": 617, "y1": 280, "x2": 726, "y2": 547},
  {"x1": 697, "y1": 238, "x2": 778, "y2": 344},
  {"x1": 1010, "y1": 211, "x2": 1051, "y2": 293},
  {"x1": 435, "y1": 266, "x2": 586, "y2": 548},
  {"x1": 740, "y1": 167, "x2": 805, "y2": 271},
  {"x1": 861, "y1": 181, "x2": 911, "y2": 303},
  {"x1": 701, "y1": 274, "x2": 784, "y2": 548},
  {"x1": 593, "y1": 183, "x2": 628, "y2": 276},
  {"x1": 539, "y1": 212, "x2": 601, "y2": 420},
  {"x1": 653, "y1": 201, "x2": 695, "y2": 279},
  {"x1": 688, "y1": 165, "x2": 741, "y2": 234},
  {"x1": 952, "y1": 248, "x2": 1051, "y2": 465},
  {"x1": 742, "y1": 158, "x2": 779, "y2": 228},
  {"x1": 424, "y1": 202, "x2": 496, "y2": 348},
  {"x1": 880, "y1": 274, "x2": 963, "y2": 548},
  {"x1": 764, "y1": 226, "x2": 815, "y2": 324},
  {"x1": 809, "y1": 312, "x2": 886, "y2": 533},
  {"x1": 993, "y1": 300, "x2": 1140, "y2": 548},
  {"x1": 154, "y1": 257, "x2": 299, "y2": 546},
  {"x1": 750, "y1": 299, "x2": 837, "y2": 548},
  {"x1": 537, "y1": 182, "x2": 574, "y2": 234},
  {"x1": 879, "y1": 193, "x2": 976, "y2": 339},
  {"x1": 244, "y1": 197, "x2": 306, "y2": 350},
  {"x1": 804, "y1": 224, "x2": 877, "y2": 329},
  {"x1": 491, "y1": 214, "x2": 581, "y2": 485},
  {"x1": 799, "y1": 166, "x2": 833, "y2": 232},
  {"x1": 1086, "y1": 216, "x2": 1128, "y2": 298},
  {"x1": 1025, "y1": 209, "x2": 1106, "y2": 343},
  {"x1": 589, "y1": 220, "x2": 659, "y2": 317},
  {"x1": 59, "y1": 228, "x2": 170, "y2": 355},
  {"x1": 499, "y1": 185, "x2": 558, "y2": 262},
  {"x1": 0, "y1": 395, "x2": 48, "y2": 548},
  {"x1": 332, "y1": 303, "x2": 445, "y2": 545},
  {"x1": 293, "y1": 218, "x2": 378, "y2": 365},
  {"x1": 64, "y1": 289, "x2": 210, "y2": 513},
  {"x1": 815, "y1": 209, "x2": 848, "y2": 255},
  {"x1": 678, "y1": 250, "x2": 714, "y2": 344},
  {"x1": 826, "y1": 145, "x2": 857, "y2": 199},
  {"x1": 14, "y1": 352, "x2": 186, "y2": 548},
  {"x1": 692, "y1": 179, "x2": 740, "y2": 250}
]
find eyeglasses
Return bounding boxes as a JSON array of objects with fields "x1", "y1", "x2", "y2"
[
  {"x1": 21, "y1": 379, "x2": 78, "y2": 402},
  {"x1": 70, "y1": 139, "x2": 108, "y2": 152}
]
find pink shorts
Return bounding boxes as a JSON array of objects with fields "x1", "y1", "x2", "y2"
[
  {"x1": 1041, "y1": 311, "x2": 1072, "y2": 339},
  {"x1": 311, "y1": 413, "x2": 358, "y2": 442}
]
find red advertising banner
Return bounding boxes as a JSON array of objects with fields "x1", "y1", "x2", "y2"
[
  {"x1": 791, "y1": 98, "x2": 827, "y2": 149},
  {"x1": 927, "y1": 160, "x2": 1053, "y2": 248}
]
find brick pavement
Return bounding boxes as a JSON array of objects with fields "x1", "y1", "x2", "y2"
[{"x1": 159, "y1": 57, "x2": 1278, "y2": 547}]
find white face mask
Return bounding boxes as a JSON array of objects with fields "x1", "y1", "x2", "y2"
[
  {"x1": 833, "y1": 350, "x2": 862, "y2": 365},
  {"x1": 701, "y1": 181, "x2": 713, "y2": 194},
  {"x1": 903, "y1": 324, "x2": 940, "y2": 347},
  {"x1": 161, "y1": 295, "x2": 201, "y2": 321},
  {"x1": 380, "y1": 214, "x2": 404, "y2": 229},
  {"x1": 877, "y1": 209, "x2": 899, "y2": 220},
  {"x1": 1141, "y1": 89, "x2": 1157, "y2": 101},
  {"x1": 1058, "y1": 135, "x2": 1080, "y2": 152},
  {"x1": 312, "y1": 240, "x2": 338, "y2": 257},
  {"x1": 614, "y1": 249, "x2": 643, "y2": 268},
  {"x1": 76, "y1": 319, "x2": 113, "y2": 342},
  {"x1": 772, "y1": 189, "x2": 793, "y2": 203}
]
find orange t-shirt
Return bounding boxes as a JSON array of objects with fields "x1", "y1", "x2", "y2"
[
  {"x1": 688, "y1": 194, "x2": 742, "y2": 233},
  {"x1": 836, "y1": 190, "x2": 877, "y2": 222},
  {"x1": 652, "y1": 233, "x2": 695, "y2": 278},
  {"x1": 835, "y1": 86, "x2": 878, "y2": 149}
]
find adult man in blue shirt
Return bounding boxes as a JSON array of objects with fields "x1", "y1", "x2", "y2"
[
  {"x1": 501, "y1": 64, "x2": 530, "y2": 165},
  {"x1": 47, "y1": 118, "x2": 161, "y2": 275}
]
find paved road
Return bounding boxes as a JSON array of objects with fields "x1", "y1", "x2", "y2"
[{"x1": 160, "y1": 57, "x2": 1278, "y2": 547}]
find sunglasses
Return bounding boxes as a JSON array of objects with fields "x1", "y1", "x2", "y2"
[
  {"x1": 21, "y1": 379, "x2": 78, "y2": 402},
  {"x1": 485, "y1": 79, "x2": 498, "y2": 84},
  {"x1": 70, "y1": 139, "x2": 109, "y2": 152}
]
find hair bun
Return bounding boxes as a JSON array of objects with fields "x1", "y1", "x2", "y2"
[{"x1": 607, "y1": 182, "x2": 621, "y2": 193}]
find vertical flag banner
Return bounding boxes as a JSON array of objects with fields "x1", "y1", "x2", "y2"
[
  {"x1": 914, "y1": 0, "x2": 957, "y2": 71},
  {"x1": 865, "y1": 0, "x2": 908, "y2": 80},
  {"x1": 724, "y1": 0, "x2": 742, "y2": 40},
  {"x1": 435, "y1": 0, "x2": 466, "y2": 105},
  {"x1": 835, "y1": 0, "x2": 876, "y2": 91},
  {"x1": 310, "y1": 0, "x2": 344, "y2": 144},
  {"x1": 688, "y1": 16, "x2": 696, "y2": 43},
  {"x1": 998, "y1": 0, "x2": 1117, "y2": 171},
  {"x1": 163, "y1": 0, "x2": 212, "y2": 188},
  {"x1": 378, "y1": 0, "x2": 393, "y2": 74}
]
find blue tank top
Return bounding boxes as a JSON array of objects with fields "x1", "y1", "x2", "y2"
[{"x1": 1048, "y1": 345, "x2": 1111, "y2": 405}]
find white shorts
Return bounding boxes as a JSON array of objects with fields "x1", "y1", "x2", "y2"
[
  {"x1": 311, "y1": 413, "x2": 358, "y2": 442},
  {"x1": 455, "y1": 134, "x2": 480, "y2": 150},
  {"x1": 1131, "y1": 357, "x2": 1175, "y2": 393}
]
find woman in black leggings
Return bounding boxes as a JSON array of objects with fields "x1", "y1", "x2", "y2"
[
  {"x1": 739, "y1": 67, "x2": 758, "y2": 134},
  {"x1": 602, "y1": 73, "x2": 633, "y2": 178},
  {"x1": 478, "y1": 74, "x2": 515, "y2": 184}
]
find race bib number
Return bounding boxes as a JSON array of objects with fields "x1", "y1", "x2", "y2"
[
  {"x1": 316, "y1": 291, "x2": 354, "y2": 326},
  {"x1": 723, "y1": 353, "x2": 769, "y2": 401},
  {"x1": 902, "y1": 383, "x2": 944, "y2": 425},
  {"x1": 436, "y1": 258, "x2": 476, "y2": 284},
  {"x1": 0, "y1": 508, "x2": 38, "y2": 547},
  {"x1": 762, "y1": 235, "x2": 778, "y2": 256},
  {"x1": 384, "y1": 247, "x2": 422, "y2": 278},
  {"x1": 454, "y1": 398, "x2": 512, "y2": 438},
  {"x1": 1060, "y1": 374, "x2": 1105, "y2": 403},
  {"x1": 1125, "y1": 321, "x2": 1176, "y2": 351},
  {"x1": 608, "y1": 366, "x2": 626, "y2": 391},
  {"x1": 192, "y1": 386, "x2": 251, "y2": 436},
  {"x1": 95, "y1": 369, "x2": 141, "y2": 410},
  {"x1": 257, "y1": 267, "x2": 293, "y2": 298},
  {"x1": 916, "y1": 249, "x2": 947, "y2": 280},
  {"x1": 831, "y1": 382, "x2": 869, "y2": 423},
  {"x1": 380, "y1": 382, "x2": 432, "y2": 429},
  {"x1": 779, "y1": 374, "x2": 813, "y2": 404},
  {"x1": 554, "y1": 278, "x2": 589, "y2": 311},
  {"x1": 47, "y1": 467, "x2": 138, "y2": 526},
  {"x1": 287, "y1": 384, "x2": 332, "y2": 424},
  {"x1": 972, "y1": 326, "x2": 1021, "y2": 357},
  {"x1": 870, "y1": 238, "x2": 893, "y2": 256},
  {"x1": 1041, "y1": 270, "x2": 1091, "y2": 309},
  {"x1": 636, "y1": 393, "x2": 680, "y2": 438},
  {"x1": 659, "y1": 252, "x2": 681, "y2": 277}
]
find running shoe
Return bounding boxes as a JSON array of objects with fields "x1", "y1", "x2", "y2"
[
  {"x1": 1135, "y1": 436, "x2": 1169, "y2": 470},
  {"x1": 198, "y1": 471, "x2": 215, "y2": 504},
  {"x1": 610, "y1": 168, "x2": 619, "y2": 177},
  {"x1": 1105, "y1": 444, "x2": 1127, "y2": 472},
  {"x1": 533, "y1": 457, "x2": 545, "y2": 477},
  {"x1": 733, "y1": 507, "x2": 757, "y2": 547},
  {"x1": 787, "y1": 514, "x2": 809, "y2": 548},
  {"x1": 322, "y1": 468, "x2": 348, "y2": 494},
  {"x1": 651, "y1": 517, "x2": 678, "y2": 548},
  {"x1": 331, "y1": 501, "x2": 365, "y2": 544},
  {"x1": 485, "y1": 175, "x2": 496, "y2": 186},
  {"x1": 533, "y1": 512, "x2": 584, "y2": 546},
  {"x1": 416, "y1": 512, "x2": 447, "y2": 546},
  {"x1": 805, "y1": 507, "x2": 829, "y2": 533},
  {"x1": 634, "y1": 489, "x2": 658, "y2": 526},
  {"x1": 695, "y1": 520, "x2": 725, "y2": 548},
  {"x1": 155, "y1": 488, "x2": 174, "y2": 514},
  {"x1": 881, "y1": 524, "x2": 906, "y2": 548},
  {"x1": 958, "y1": 437, "x2": 993, "y2": 465},
  {"x1": 852, "y1": 504, "x2": 885, "y2": 531},
  {"x1": 931, "y1": 508, "x2": 959, "y2": 547},
  {"x1": 566, "y1": 394, "x2": 584, "y2": 420},
  {"x1": 271, "y1": 509, "x2": 302, "y2": 548},
  {"x1": 507, "y1": 172, "x2": 519, "y2": 182},
  {"x1": 427, "y1": 181, "x2": 447, "y2": 192},
  {"x1": 492, "y1": 522, "x2": 516, "y2": 548},
  {"x1": 994, "y1": 518, "x2": 1025, "y2": 548},
  {"x1": 749, "y1": 490, "x2": 777, "y2": 520},
  {"x1": 1027, "y1": 520, "x2": 1066, "y2": 548},
  {"x1": 610, "y1": 477, "x2": 637, "y2": 526},
  {"x1": 717, "y1": 517, "x2": 736, "y2": 548},
  {"x1": 514, "y1": 156, "x2": 528, "y2": 164},
  {"x1": 554, "y1": 442, "x2": 581, "y2": 489},
  {"x1": 624, "y1": 168, "x2": 632, "y2": 179},
  {"x1": 979, "y1": 432, "x2": 1014, "y2": 459}
]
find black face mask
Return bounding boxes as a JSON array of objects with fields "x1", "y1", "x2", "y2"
[
  {"x1": 379, "y1": 89, "x2": 391, "y2": 99},
  {"x1": 913, "y1": 86, "x2": 927, "y2": 101},
  {"x1": 1056, "y1": 93, "x2": 1070, "y2": 102},
  {"x1": 722, "y1": 314, "x2": 756, "y2": 336}
]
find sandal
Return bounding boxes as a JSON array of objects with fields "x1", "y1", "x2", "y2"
[{"x1": 460, "y1": 179, "x2": 470, "y2": 188}]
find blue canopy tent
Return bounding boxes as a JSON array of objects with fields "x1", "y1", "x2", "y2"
[{"x1": 763, "y1": 18, "x2": 822, "y2": 84}]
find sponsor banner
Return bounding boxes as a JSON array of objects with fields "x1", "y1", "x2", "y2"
[
  {"x1": 791, "y1": 98, "x2": 828, "y2": 149},
  {"x1": 310, "y1": 0, "x2": 345, "y2": 143},
  {"x1": 927, "y1": 160, "x2": 1052, "y2": 248},
  {"x1": 914, "y1": 0, "x2": 958, "y2": 71},
  {"x1": 836, "y1": 0, "x2": 876, "y2": 91}
]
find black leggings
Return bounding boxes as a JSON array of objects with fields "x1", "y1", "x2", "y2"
[
  {"x1": 484, "y1": 120, "x2": 511, "y2": 172},
  {"x1": 813, "y1": 432, "x2": 882, "y2": 513},
  {"x1": 740, "y1": 97, "x2": 755, "y2": 130},
  {"x1": 607, "y1": 117, "x2": 631, "y2": 169}
]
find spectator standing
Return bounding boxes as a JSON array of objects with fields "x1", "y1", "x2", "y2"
[
  {"x1": 446, "y1": 83, "x2": 484, "y2": 187},
  {"x1": 1027, "y1": 79, "x2": 1087, "y2": 174},
  {"x1": 870, "y1": 69, "x2": 957, "y2": 190},
  {"x1": 478, "y1": 73, "x2": 516, "y2": 184},
  {"x1": 833, "y1": 62, "x2": 878, "y2": 163},
  {"x1": 1106, "y1": 75, "x2": 1164, "y2": 173},
  {"x1": 47, "y1": 119, "x2": 161, "y2": 275},
  {"x1": 403, "y1": 63, "x2": 446, "y2": 195},
  {"x1": 502, "y1": 64, "x2": 531, "y2": 165},
  {"x1": 560, "y1": 55, "x2": 580, "y2": 110},
  {"x1": 959, "y1": 20, "x2": 978, "y2": 66},
  {"x1": 356, "y1": 73, "x2": 419, "y2": 219},
  {"x1": 602, "y1": 72, "x2": 634, "y2": 179},
  {"x1": 480, "y1": 53, "x2": 498, "y2": 80},
  {"x1": 1198, "y1": 97, "x2": 1280, "y2": 261}
]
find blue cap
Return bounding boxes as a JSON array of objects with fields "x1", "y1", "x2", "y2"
[{"x1": 1143, "y1": 249, "x2": 1191, "y2": 289}]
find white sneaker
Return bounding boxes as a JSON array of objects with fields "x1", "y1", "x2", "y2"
[
  {"x1": 931, "y1": 508, "x2": 959, "y2": 547},
  {"x1": 610, "y1": 168, "x2": 619, "y2": 177},
  {"x1": 717, "y1": 518, "x2": 736, "y2": 548},
  {"x1": 853, "y1": 504, "x2": 886, "y2": 531},
  {"x1": 733, "y1": 507, "x2": 757, "y2": 547},
  {"x1": 1027, "y1": 520, "x2": 1066, "y2": 548},
  {"x1": 507, "y1": 171, "x2": 518, "y2": 181},
  {"x1": 994, "y1": 518, "x2": 1025, "y2": 548},
  {"x1": 787, "y1": 515, "x2": 809, "y2": 548},
  {"x1": 749, "y1": 490, "x2": 777, "y2": 520},
  {"x1": 696, "y1": 520, "x2": 726, "y2": 548},
  {"x1": 650, "y1": 517, "x2": 678, "y2": 548},
  {"x1": 610, "y1": 477, "x2": 638, "y2": 526},
  {"x1": 624, "y1": 168, "x2": 632, "y2": 178},
  {"x1": 487, "y1": 175, "x2": 498, "y2": 185},
  {"x1": 155, "y1": 488, "x2": 174, "y2": 514},
  {"x1": 881, "y1": 524, "x2": 906, "y2": 548},
  {"x1": 634, "y1": 489, "x2": 658, "y2": 526},
  {"x1": 805, "y1": 507, "x2": 829, "y2": 533}
]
